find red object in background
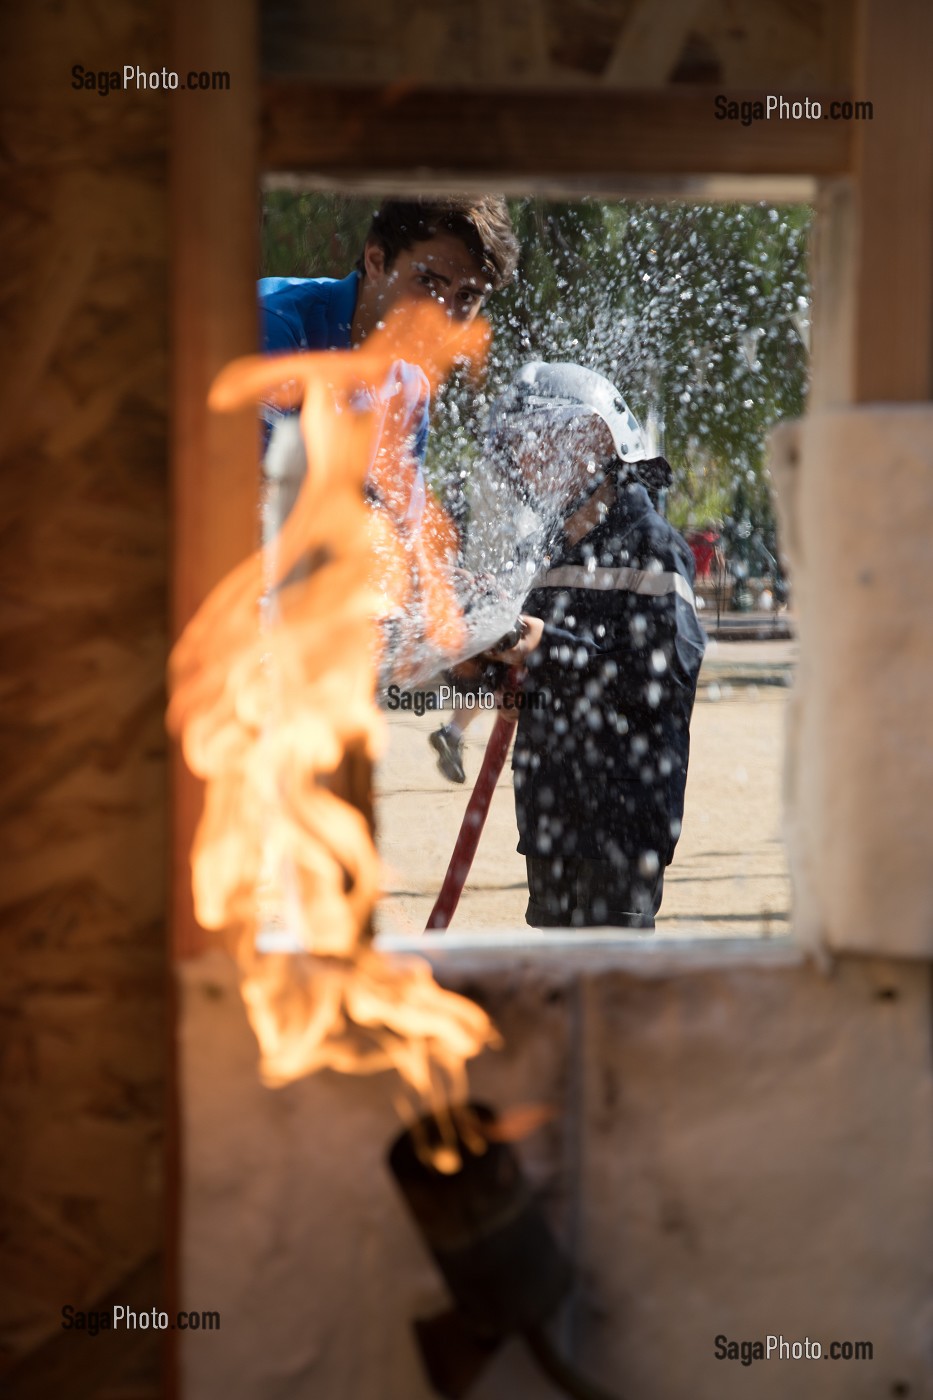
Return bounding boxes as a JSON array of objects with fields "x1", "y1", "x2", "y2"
[
  {"x1": 426, "y1": 711, "x2": 517, "y2": 931},
  {"x1": 686, "y1": 529, "x2": 720, "y2": 579}
]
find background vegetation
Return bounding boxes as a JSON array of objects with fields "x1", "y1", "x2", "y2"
[{"x1": 261, "y1": 192, "x2": 811, "y2": 579}]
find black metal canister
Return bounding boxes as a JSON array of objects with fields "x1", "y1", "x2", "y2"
[{"x1": 387, "y1": 1103, "x2": 571, "y2": 1339}]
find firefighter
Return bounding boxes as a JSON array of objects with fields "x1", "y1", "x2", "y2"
[{"x1": 489, "y1": 362, "x2": 706, "y2": 928}]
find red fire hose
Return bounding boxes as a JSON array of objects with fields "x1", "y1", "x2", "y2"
[{"x1": 425, "y1": 709, "x2": 518, "y2": 931}]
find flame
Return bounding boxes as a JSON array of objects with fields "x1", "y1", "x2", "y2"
[
  {"x1": 168, "y1": 302, "x2": 500, "y2": 1110},
  {"x1": 480, "y1": 1103, "x2": 556, "y2": 1143},
  {"x1": 404, "y1": 1101, "x2": 555, "y2": 1177}
]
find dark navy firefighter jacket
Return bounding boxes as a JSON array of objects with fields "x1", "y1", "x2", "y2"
[{"x1": 513, "y1": 471, "x2": 706, "y2": 876}]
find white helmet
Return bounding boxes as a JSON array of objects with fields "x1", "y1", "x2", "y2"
[{"x1": 488, "y1": 361, "x2": 648, "y2": 463}]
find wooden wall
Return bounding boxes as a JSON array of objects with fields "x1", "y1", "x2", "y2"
[
  {"x1": 0, "y1": 0, "x2": 927, "y2": 1394},
  {"x1": 0, "y1": 1, "x2": 169, "y2": 1394},
  {"x1": 262, "y1": 0, "x2": 853, "y2": 88}
]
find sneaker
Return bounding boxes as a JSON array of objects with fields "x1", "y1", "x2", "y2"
[{"x1": 429, "y1": 725, "x2": 466, "y2": 783}]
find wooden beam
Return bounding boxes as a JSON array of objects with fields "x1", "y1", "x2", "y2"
[
  {"x1": 851, "y1": 0, "x2": 933, "y2": 400},
  {"x1": 808, "y1": 176, "x2": 858, "y2": 412},
  {"x1": 265, "y1": 168, "x2": 819, "y2": 204},
  {"x1": 168, "y1": 7, "x2": 259, "y2": 1396},
  {"x1": 171, "y1": 0, "x2": 260, "y2": 966},
  {"x1": 261, "y1": 82, "x2": 854, "y2": 180}
]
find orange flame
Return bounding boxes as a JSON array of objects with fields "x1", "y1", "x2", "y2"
[{"x1": 168, "y1": 302, "x2": 499, "y2": 1109}]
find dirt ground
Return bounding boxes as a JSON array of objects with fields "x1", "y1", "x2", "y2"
[{"x1": 374, "y1": 636, "x2": 796, "y2": 938}]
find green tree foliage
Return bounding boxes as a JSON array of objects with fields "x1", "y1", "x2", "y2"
[
  {"x1": 261, "y1": 190, "x2": 374, "y2": 279},
  {"x1": 260, "y1": 193, "x2": 811, "y2": 569},
  {"x1": 486, "y1": 200, "x2": 811, "y2": 566}
]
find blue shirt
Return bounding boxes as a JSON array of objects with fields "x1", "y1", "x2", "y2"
[
  {"x1": 257, "y1": 271, "x2": 430, "y2": 474},
  {"x1": 259, "y1": 269, "x2": 358, "y2": 354}
]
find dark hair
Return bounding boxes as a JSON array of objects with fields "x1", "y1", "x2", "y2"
[{"x1": 356, "y1": 197, "x2": 519, "y2": 291}]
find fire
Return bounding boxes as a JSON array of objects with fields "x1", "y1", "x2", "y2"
[{"x1": 168, "y1": 302, "x2": 499, "y2": 1112}]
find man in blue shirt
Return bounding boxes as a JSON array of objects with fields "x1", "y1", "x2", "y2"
[
  {"x1": 258, "y1": 197, "x2": 519, "y2": 493},
  {"x1": 258, "y1": 198, "x2": 519, "y2": 740}
]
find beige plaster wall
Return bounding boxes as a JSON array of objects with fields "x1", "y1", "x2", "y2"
[
  {"x1": 180, "y1": 938, "x2": 933, "y2": 1399},
  {"x1": 771, "y1": 406, "x2": 933, "y2": 959}
]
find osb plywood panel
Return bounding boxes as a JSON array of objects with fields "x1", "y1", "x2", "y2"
[
  {"x1": 262, "y1": 0, "x2": 853, "y2": 89},
  {"x1": 0, "y1": 0, "x2": 169, "y2": 1391}
]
